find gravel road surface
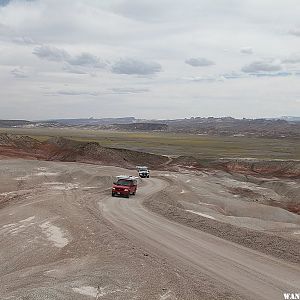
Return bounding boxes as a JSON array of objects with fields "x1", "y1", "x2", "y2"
[
  {"x1": 1, "y1": 159, "x2": 299, "y2": 299},
  {"x1": 103, "y1": 177, "x2": 300, "y2": 300}
]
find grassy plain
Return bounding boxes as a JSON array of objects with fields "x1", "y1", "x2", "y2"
[{"x1": 1, "y1": 127, "x2": 299, "y2": 160}]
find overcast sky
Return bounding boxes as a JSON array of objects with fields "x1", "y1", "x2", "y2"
[{"x1": 0, "y1": 0, "x2": 300, "y2": 120}]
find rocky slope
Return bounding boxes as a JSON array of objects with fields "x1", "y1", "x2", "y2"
[
  {"x1": 215, "y1": 158, "x2": 300, "y2": 178},
  {"x1": 0, "y1": 133, "x2": 299, "y2": 178},
  {"x1": 0, "y1": 134, "x2": 168, "y2": 169}
]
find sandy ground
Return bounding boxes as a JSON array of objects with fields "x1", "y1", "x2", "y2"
[
  {"x1": 151, "y1": 170, "x2": 300, "y2": 237},
  {"x1": 0, "y1": 159, "x2": 299, "y2": 299}
]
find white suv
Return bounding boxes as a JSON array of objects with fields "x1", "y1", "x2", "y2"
[{"x1": 137, "y1": 166, "x2": 150, "y2": 178}]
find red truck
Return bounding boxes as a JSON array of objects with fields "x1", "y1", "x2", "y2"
[{"x1": 111, "y1": 176, "x2": 138, "y2": 198}]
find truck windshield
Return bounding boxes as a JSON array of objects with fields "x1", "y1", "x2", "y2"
[{"x1": 116, "y1": 180, "x2": 132, "y2": 186}]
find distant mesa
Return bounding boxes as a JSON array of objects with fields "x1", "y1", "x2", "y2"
[{"x1": 0, "y1": 116, "x2": 299, "y2": 138}]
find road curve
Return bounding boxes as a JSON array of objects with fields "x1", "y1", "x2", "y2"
[{"x1": 102, "y1": 177, "x2": 300, "y2": 300}]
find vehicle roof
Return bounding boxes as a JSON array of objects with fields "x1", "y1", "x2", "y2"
[{"x1": 116, "y1": 175, "x2": 138, "y2": 180}]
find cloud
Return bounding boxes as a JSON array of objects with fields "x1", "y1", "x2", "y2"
[
  {"x1": 46, "y1": 87, "x2": 149, "y2": 97},
  {"x1": 33, "y1": 45, "x2": 70, "y2": 62},
  {"x1": 0, "y1": 22, "x2": 14, "y2": 36},
  {"x1": 222, "y1": 71, "x2": 292, "y2": 79},
  {"x1": 0, "y1": 0, "x2": 10, "y2": 6},
  {"x1": 67, "y1": 53, "x2": 106, "y2": 68},
  {"x1": 0, "y1": 0, "x2": 34, "y2": 6},
  {"x1": 109, "y1": 87, "x2": 149, "y2": 94},
  {"x1": 185, "y1": 70, "x2": 293, "y2": 82},
  {"x1": 47, "y1": 90, "x2": 99, "y2": 97},
  {"x1": 184, "y1": 75, "x2": 224, "y2": 83},
  {"x1": 289, "y1": 28, "x2": 300, "y2": 37},
  {"x1": 111, "y1": 58, "x2": 161, "y2": 75},
  {"x1": 63, "y1": 65, "x2": 92, "y2": 75},
  {"x1": 240, "y1": 47, "x2": 253, "y2": 54},
  {"x1": 33, "y1": 45, "x2": 106, "y2": 74},
  {"x1": 282, "y1": 53, "x2": 300, "y2": 64},
  {"x1": 112, "y1": 0, "x2": 169, "y2": 22},
  {"x1": 12, "y1": 36, "x2": 36, "y2": 45},
  {"x1": 251, "y1": 71, "x2": 292, "y2": 77},
  {"x1": 11, "y1": 66, "x2": 29, "y2": 78},
  {"x1": 241, "y1": 60, "x2": 282, "y2": 73},
  {"x1": 222, "y1": 72, "x2": 246, "y2": 79},
  {"x1": 185, "y1": 57, "x2": 215, "y2": 67},
  {"x1": 1, "y1": 0, "x2": 300, "y2": 119}
]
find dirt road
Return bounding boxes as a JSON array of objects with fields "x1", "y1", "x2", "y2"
[
  {"x1": 1, "y1": 159, "x2": 299, "y2": 299},
  {"x1": 103, "y1": 177, "x2": 300, "y2": 300}
]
